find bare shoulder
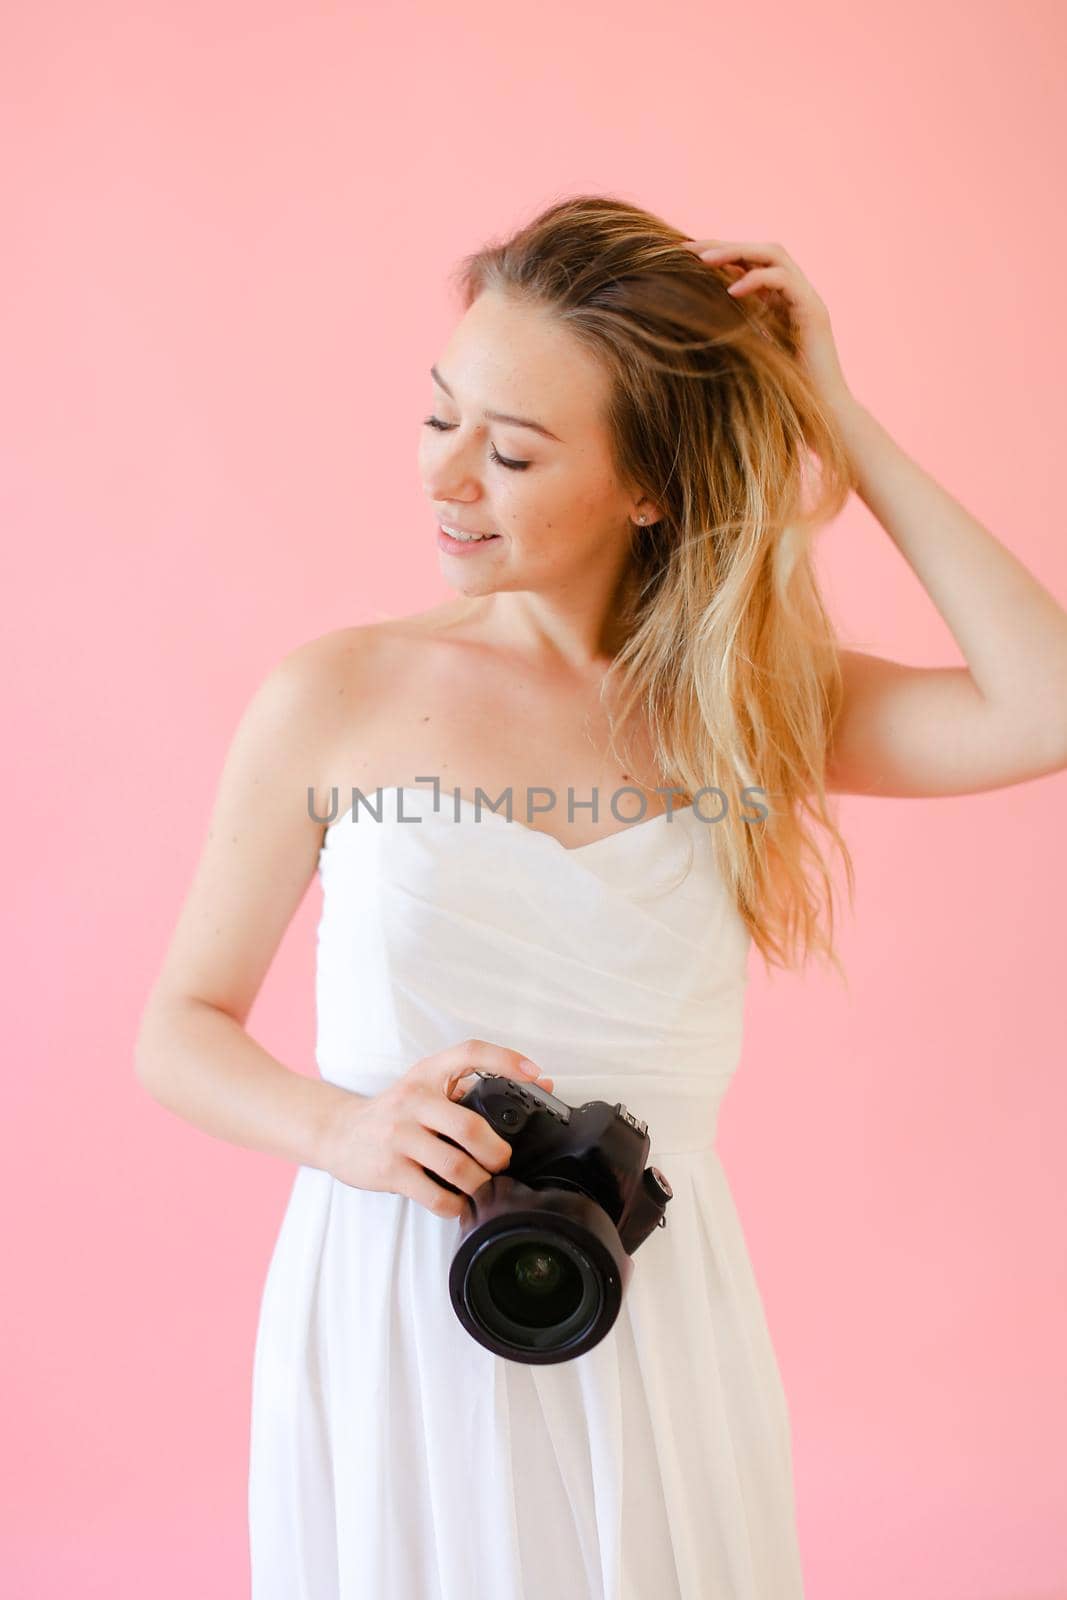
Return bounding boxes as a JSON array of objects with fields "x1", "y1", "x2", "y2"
[
  {"x1": 273, "y1": 617, "x2": 406, "y2": 711},
  {"x1": 278, "y1": 619, "x2": 386, "y2": 682},
  {"x1": 137, "y1": 614, "x2": 469, "y2": 1030},
  {"x1": 291, "y1": 602, "x2": 480, "y2": 698},
  {"x1": 280, "y1": 603, "x2": 474, "y2": 755},
  {"x1": 292, "y1": 602, "x2": 475, "y2": 678},
  {"x1": 236, "y1": 626, "x2": 373, "y2": 784}
]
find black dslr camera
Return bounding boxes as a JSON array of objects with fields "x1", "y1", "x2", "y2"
[{"x1": 426, "y1": 1072, "x2": 673, "y2": 1365}]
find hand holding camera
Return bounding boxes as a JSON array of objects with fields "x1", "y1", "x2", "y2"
[
  {"x1": 323, "y1": 1044, "x2": 672, "y2": 1363},
  {"x1": 432, "y1": 1070, "x2": 674, "y2": 1364},
  {"x1": 320, "y1": 1038, "x2": 555, "y2": 1218}
]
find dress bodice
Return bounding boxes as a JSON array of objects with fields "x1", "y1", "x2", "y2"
[{"x1": 313, "y1": 785, "x2": 752, "y2": 1157}]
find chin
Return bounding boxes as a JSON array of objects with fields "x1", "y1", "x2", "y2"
[{"x1": 445, "y1": 568, "x2": 517, "y2": 599}]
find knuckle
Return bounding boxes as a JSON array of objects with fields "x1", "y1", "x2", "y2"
[
  {"x1": 378, "y1": 1112, "x2": 402, "y2": 1147},
  {"x1": 438, "y1": 1146, "x2": 464, "y2": 1181},
  {"x1": 490, "y1": 1141, "x2": 511, "y2": 1171}
]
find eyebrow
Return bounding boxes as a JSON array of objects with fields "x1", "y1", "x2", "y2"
[{"x1": 429, "y1": 365, "x2": 563, "y2": 443}]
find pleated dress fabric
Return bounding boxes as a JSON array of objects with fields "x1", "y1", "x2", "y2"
[{"x1": 248, "y1": 785, "x2": 805, "y2": 1599}]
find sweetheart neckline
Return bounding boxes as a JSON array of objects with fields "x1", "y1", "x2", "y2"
[{"x1": 322, "y1": 785, "x2": 697, "y2": 858}]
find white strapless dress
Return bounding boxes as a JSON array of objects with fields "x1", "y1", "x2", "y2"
[{"x1": 248, "y1": 785, "x2": 805, "y2": 1599}]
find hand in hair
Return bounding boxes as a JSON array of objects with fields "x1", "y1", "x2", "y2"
[{"x1": 682, "y1": 237, "x2": 851, "y2": 415}]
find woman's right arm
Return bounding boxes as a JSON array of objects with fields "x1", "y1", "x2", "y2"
[
  {"x1": 134, "y1": 631, "x2": 560, "y2": 1213},
  {"x1": 134, "y1": 636, "x2": 355, "y2": 1171},
  {"x1": 135, "y1": 997, "x2": 352, "y2": 1169}
]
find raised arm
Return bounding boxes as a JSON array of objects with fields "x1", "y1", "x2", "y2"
[
  {"x1": 825, "y1": 646, "x2": 1067, "y2": 798},
  {"x1": 824, "y1": 400, "x2": 1067, "y2": 798},
  {"x1": 680, "y1": 236, "x2": 1067, "y2": 800}
]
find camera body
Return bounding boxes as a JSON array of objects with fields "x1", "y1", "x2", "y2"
[{"x1": 429, "y1": 1072, "x2": 673, "y2": 1364}]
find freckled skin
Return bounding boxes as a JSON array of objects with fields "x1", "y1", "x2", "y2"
[
  {"x1": 314, "y1": 288, "x2": 676, "y2": 848},
  {"x1": 419, "y1": 287, "x2": 662, "y2": 665}
]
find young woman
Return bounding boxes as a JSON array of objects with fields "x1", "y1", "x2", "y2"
[{"x1": 135, "y1": 196, "x2": 1067, "y2": 1600}]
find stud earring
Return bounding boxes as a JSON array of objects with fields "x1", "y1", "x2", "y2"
[{"x1": 637, "y1": 514, "x2": 647, "y2": 524}]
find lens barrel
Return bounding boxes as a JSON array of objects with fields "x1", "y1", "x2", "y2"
[{"x1": 448, "y1": 1177, "x2": 634, "y2": 1364}]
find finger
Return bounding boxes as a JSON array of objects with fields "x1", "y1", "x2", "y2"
[
  {"x1": 448, "y1": 1070, "x2": 555, "y2": 1105},
  {"x1": 395, "y1": 1154, "x2": 472, "y2": 1220},
  {"x1": 447, "y1": 1066, "x2": 554, "y2": 1102},
  {"x1": 691, "y1": 241, "x2": 784, "y2": 267},
  {"x1": 431, "y1": 1037, "x2": 546, "y2": 1097},
  {"x1": 725, "y1": 265, "x2": 790, "y2": 295},
  {"x1": 404, "y1": 1121, "x2": 499, "y2": 1197},
  {"x1": 423, "y1": 1095, "x2": 514, "y2": 1173}
]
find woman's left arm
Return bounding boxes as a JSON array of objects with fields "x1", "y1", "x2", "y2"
[
  {"x1": 684, "y1": 235, "x2": 1067, "y2": 797},
  {"x1": 819, "y1": 397, "x2": 1067, "y2": 796}
]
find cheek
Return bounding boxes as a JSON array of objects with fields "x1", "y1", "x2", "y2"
[
  {"x1": 571, "y1": 480, "x2": 616, "y2": 529},
  {"x1": 506, "y1": 479, "x2": 590, "y2": 541},
  {"x1": 551, "y1": 457, "x2": 611, "y2": 513},
  {"x1": 493, "y1": 474, "x2": 543, "y2": 522},
  {"x1": 515, "y1": 465, "x2": 574, "y2": 514}
]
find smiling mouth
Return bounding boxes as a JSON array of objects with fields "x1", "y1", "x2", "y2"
[{"x1": 439, "y1": 524, "x2": 501, "y2": 545}]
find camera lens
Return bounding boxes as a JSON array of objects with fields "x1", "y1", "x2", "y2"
[
  {"x1": 465, "y1": 1227, "x2": 603, "y2": 1352},
  {"x1": 492, "y1": 1242, "x2": 575, "y2": 1326}
]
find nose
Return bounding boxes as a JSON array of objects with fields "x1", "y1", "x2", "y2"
[
  {"x1": 422, "y1": 469, "x2": 481, "y2": 505},
  {"x1": 420, "y1": 425, "x2": 486, "y2": 506}
]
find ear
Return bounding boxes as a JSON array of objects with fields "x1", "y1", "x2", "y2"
[{"x1": 631, "y1": 500, "x2": 664, "y2": 528}]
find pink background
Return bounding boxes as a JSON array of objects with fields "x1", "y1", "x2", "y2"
[{"x1": 4, "y1": 2, "x2": 1066, "y2": 1596}]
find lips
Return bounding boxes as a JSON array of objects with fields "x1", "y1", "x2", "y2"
[{"x1": 438, "y1": 524, "x2": 501, "y2": 547}]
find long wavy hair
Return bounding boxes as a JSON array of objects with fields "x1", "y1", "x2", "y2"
[{"x1": 449, "y1": 195, "x2": 857, "y2": 982}]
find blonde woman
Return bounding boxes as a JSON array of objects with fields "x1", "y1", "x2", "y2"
[{"x1": 135, "y1": 196, "x2": 1067, "y2": 1600}]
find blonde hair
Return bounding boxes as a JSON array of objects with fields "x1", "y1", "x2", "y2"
[{"x1": 451, "y1": 194, "x2": 858, "y2": 982}]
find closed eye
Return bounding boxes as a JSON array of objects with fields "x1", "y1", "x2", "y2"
[{"x1": 422, "y1": 416, "x2": 531, "y2": 471}]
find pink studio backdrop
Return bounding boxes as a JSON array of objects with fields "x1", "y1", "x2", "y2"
[{"x1": 4, "y1": 4, "x2": 1065, "y2": 1597}]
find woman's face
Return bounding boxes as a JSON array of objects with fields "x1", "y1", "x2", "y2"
[{"x1": 419, "y1": 289, "x2": 650, "y2": 598}]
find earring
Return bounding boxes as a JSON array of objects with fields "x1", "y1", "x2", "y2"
[{"x1": 637, "y1": 514, "x2": 647, "y2": 524}]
